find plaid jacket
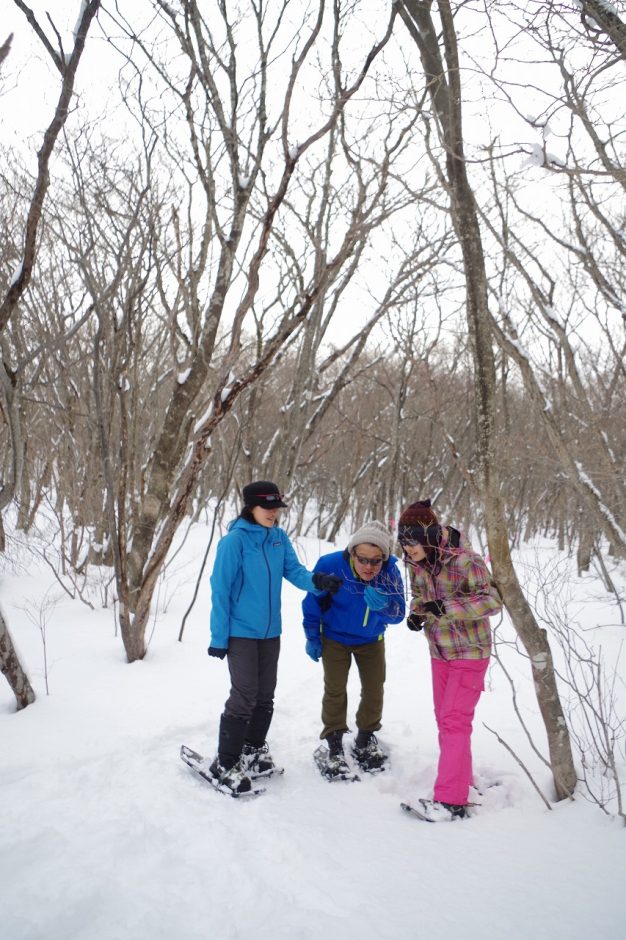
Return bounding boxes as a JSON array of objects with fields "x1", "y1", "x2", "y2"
[{"x1": 405, "y1": 528, "x2": 502, "y2": 661}]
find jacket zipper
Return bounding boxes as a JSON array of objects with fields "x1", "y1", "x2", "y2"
[{"x1": 262, "y1": 529, "x2": 272, "y2": 637}]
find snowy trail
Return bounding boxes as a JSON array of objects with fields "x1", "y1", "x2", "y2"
[{"x1": 2, "y1": 718, "x2": 622, "y2": 940}]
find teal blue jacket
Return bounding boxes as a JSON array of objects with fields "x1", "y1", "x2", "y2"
[{"x1": 210, "y1": 518, "x2": 319, "y2": 648}]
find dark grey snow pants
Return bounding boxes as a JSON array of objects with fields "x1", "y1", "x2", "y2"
[{"x1": 223, "y1": 636, "x2": 281, "y2": 747}]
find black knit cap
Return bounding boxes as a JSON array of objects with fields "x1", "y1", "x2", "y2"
[
  {"x1": 398, "y1": 498, "x2": 442, "y2": 548},
  {"x1": 242, "y1": 480, "x2": 288, "y2": 509}
]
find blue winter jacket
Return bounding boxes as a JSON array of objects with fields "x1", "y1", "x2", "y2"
[
  {"x1": 302, "y1": 549, "x2": 405, "y2": 647},
  {"x1": 210, "y1": 518, "x2": 319, "y2": 649}
]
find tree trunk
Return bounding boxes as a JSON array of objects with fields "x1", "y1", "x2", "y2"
[
  {"x1": 398, "y1": 0, "x2": 577, "y2": 799},
  {"x1": 577, "y1": 529, "x2": 594, "y2": 576},
  {"x1": 0, "y1": 606, "x2": 36, "y2": 710}
]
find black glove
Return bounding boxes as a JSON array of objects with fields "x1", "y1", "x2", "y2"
[
  {"x1": 407, "y1": 612, "x2": 426, "y2": 632},
  {"x1": 424, "y1": 600, "x2": 445, "y2": 618},
  {"x1": 207, "y1": 646, "x2": 227, "y2": 659},
  {"x1": 312, "y1": 572, "x2": 343, "y2": 595}
]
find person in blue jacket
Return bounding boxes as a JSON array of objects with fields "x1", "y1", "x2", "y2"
[
  {"x1": 302, "y1": 520, "x2": 405, "y2": 776},
  {"x1": 207, "y1": 480, "x2": 342, "y2": 794}
]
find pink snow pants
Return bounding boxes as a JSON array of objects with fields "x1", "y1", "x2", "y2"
[{"x1": 431, "y1": 656, "x2": 489, "y2": 806}]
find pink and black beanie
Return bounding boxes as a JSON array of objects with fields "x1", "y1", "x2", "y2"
[{"x1": 397, "y1": 498, "x2": 442, "y2": 548}]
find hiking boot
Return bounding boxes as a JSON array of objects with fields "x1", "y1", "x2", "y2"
[
  {"x1": 351, "y1": 731, "x2": 387, "y2": 772},
  {"x1": 240, "y1": 742, "x2": 277, "y2": 778},
  {"x1": 326, "y1": 731, "x2": 345, "y2": 757},
  {"x1": 416, "y1": 798, "x2": 468, "y2": 822},
  {"x1": 323, "y1": 731, "x2": 351, "y2": 777},
  {"x1": 208, "y1": 757, "x2": 252, "y2": 794}
]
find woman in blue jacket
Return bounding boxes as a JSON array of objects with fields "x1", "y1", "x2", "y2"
[
  {"x1": 302, "y1": 520, "x2": 405, "y2": 777},
  {"x1": 207, "y1": 480, "x2": 341, "y2": 794}
]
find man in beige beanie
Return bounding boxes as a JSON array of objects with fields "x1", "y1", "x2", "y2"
[{"x1": 302, "y1": 520, "x2": 405, "y2": 780}]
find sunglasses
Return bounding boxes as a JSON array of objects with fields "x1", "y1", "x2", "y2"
[
  {"x1": 353, "y1": 553, "x2": 384, "y2": 567},
  {"x1": 257, "y1": 494, "x2": 285, "y2": 503},
  {"x1": 399, "y1": 538, "x2": 422, "y2": 547}
]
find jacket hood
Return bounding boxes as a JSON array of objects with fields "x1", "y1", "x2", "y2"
[{"x1": 228, "y1": 516, "x2": 279, "y2": 540}]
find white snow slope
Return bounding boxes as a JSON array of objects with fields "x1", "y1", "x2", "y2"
[{"x1": 1, "y1": 523, "x2": 625, "y2": 940}]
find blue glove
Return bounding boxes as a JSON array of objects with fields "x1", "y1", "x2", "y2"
[
  {"x1": 208, "y1": 646, "x2": 227, "y2": 659},
  {"x1": 364, "y1": 585, "x2": 388, "y2": 611},
  {"x1": 305, "y1": 638, "x2": 322, "y2": 662}
]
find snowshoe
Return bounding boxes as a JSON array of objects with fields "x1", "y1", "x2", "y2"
[
  {"x1": 180, "y1": 745, "x2": 265, "y2": 798},
  {"x1": 351, "y1": 732, "x2": 387, "y2": 773},
  {"x1": 313, "y1": 744, "x2": 360, "y2": 783},
  {"x1": 400, "y1": 798, "x2": 469, "y2": 822},
  {"x1": 240, "y1": 742, "x2": 285, "y2": 779}
]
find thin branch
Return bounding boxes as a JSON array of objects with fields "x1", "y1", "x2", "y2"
[{"x1": 483, "y1": 723, "x2": 554, "y2": 810}]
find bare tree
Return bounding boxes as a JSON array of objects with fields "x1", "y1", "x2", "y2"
[
  {"x1": 0, "y1": 1, "x2": 101, "y2": 707},
  {"x1": 0, "y1": 1, "x2": 102, "y2": 332},
  {"x1": 396, "y1": 0, "x2": 577, "y2": 799},
  {"x1": 467, "y1": 0, "x2": 626, "y2": 559},
  {"x1": 43, "y1": 0, "x2": 403, "y2": 661},
  {"x1": 2, "y1": 0, "x2": 622, "y2": 710}
]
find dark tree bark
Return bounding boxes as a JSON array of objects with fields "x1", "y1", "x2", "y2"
[{"x1": 0, "y1": 606, "x2": 36, "y2": 710}]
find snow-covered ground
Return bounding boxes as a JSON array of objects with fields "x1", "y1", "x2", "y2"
[{"x1": 1, "y1": 521, "x2": 625, "y2": 940}]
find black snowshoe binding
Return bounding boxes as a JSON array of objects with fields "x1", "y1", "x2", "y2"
[
  {"x1": 314, "y1": 732, "x2": 359, "y2": 782},
  {"x1": 180, "y1": 745, "x2": 265, "y2": 798},
  {"x1": 240, "y1": 742, "x2": 284, "y2": 779},
  {"x1": 401, "y1": 798, "x2": 469, "y2": 822},
  {"x1": 207, "y1": 757, "x2": 253, "y2": 795},
  {"x1": 351, "y1": 731, "x2": 387, "y2": 773}
]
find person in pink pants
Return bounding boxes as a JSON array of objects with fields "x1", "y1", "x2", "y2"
[{"x1": 399, "y1": 498, "x2": 502, "y2": 822}]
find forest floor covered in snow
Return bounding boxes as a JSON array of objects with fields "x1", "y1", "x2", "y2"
[{"x1": 1, "y1": 521, "x2": 625, "y2": 939}]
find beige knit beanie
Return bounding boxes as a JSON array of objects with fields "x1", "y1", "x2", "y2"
[{"x1": 347, "y1": 520, "x2": 392, "y2": 560}]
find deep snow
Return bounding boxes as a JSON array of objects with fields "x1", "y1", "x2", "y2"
[{"x1": 1, "y1": 522, "x2": 625, "y2": 940}]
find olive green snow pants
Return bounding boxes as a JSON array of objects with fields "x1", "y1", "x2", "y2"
[{"x1": 320, "y1": 635, "x2": 386, "y2": 739}]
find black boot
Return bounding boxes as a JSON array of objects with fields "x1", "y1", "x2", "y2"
[
  {"x1": 351, "y1": 730, "x2": 387, "y2": 772},
  {"x1": 323, "y1": 731, "x2": 351, "y2": 777},
  {"x1": 240, "y1": 741, "x2": 278, "y2": 778},
  {"x1": 245, "y1": 705, "x2": 274, "y2": 749},
  {"x1": 327, "y1": 731, "x2": 345, "y2": 758},
  {"x1": 240, "y1": 705, "x2": 277, "y2": 777},
  {"x1": 208, "y1": 714, "x2": 252, "y2": 794},
  {"x1": 208, "y1": 757, "x2": 253, "y2": 794},
  {"x1": 218, "y1": 714, "x2": 248, "y2": 767}
]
